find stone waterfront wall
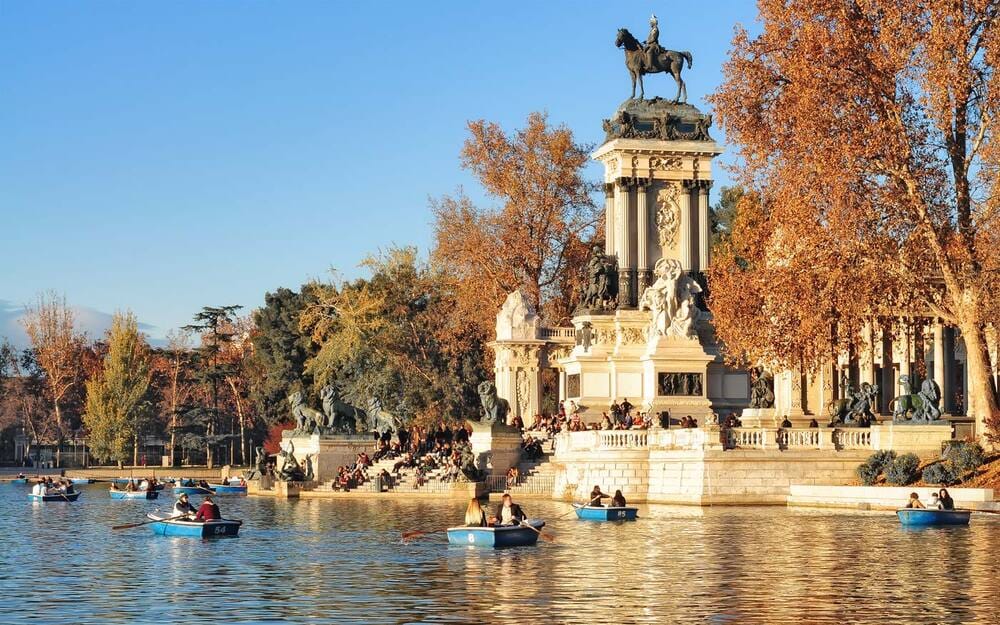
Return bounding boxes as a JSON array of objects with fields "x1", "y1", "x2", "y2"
[
  {"x1": 787, "y1": 485, "x2": 995, "y2": 510},
  {"x1": 550, "y1": 424, "x2": 952, "y2": 505}
]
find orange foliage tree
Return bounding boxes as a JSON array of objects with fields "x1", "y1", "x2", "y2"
[
  {"x1": 709, "y1": 0, "x2": 1000, "y2": 439},
  {"x1": 432, "y1": 112, "x2": 600, "y2": 343}
]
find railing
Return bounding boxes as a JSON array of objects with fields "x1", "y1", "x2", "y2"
[
  {"x1": 833, "y1": 428, "x2": 872, "y2": 450},
  {"x1": 537, "y1": 327, "x2": 576, "y2": 341},
  {"x1": 727, "y1": 428, "x2": 767, "y2": 449},
  {"x1": 486, "y1": 474, "x2": 557, "y2": 495},
  {"x1": 778, "y1": 428, "x2": 823, "y2": 449},
  {"x1": 599, "y1": 430, "x2": 648, "y2": 448}
]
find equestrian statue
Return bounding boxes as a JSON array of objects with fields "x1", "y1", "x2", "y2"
[{"x1": 615, "y1": 15, "x2": 693, "y2": 102}]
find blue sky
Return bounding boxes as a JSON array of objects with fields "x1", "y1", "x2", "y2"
[{"x1": 1, "y1": 1, "x2": 760, "y2": 344}]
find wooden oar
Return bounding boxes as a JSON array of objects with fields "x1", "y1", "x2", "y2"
[
  {"x1": 112, "y1": 514, "x2": 187, "y2": 531},
  {"x1": 401, "y1": 527, "x2": 448, "y2": 541},
  {"x1": 518, "y1": 520, "x2": 555, "y2": 543},
  {"x1": 972, "y1": 508, "x2": 1000, "y2": 515}
]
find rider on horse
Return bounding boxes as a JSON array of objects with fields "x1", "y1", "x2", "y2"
[{"x1": 645, "y1": 15, "x2": 663, "y2": 71}]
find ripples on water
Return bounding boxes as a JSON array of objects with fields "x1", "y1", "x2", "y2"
[{"x1": 1, "y1": 484, "x2": 998, "y2": 624}]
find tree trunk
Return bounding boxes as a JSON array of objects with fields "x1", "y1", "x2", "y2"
[
  {"x1": 133, "y1": 430, "x2": 139, "y2": 467},
  {"x1": 958, "y1": 322, "x2": 998, "y2": 443},
  {"x1": 53, "y1": 401, "x2": 62, "y2": 467}
]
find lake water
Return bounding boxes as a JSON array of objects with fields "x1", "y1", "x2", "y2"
[{"x1": 2, "y1": 483, "x2": 999, "y2": 624}]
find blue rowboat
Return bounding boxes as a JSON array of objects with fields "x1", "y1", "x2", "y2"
[
  {"x1": 110, "y1": 489, "x2": 159, "y2": 500},
  {"x1": 69, "y1": 478, "x2": 93, "y2": 485},
  {"x1": 7, "y1": 478, "x2": 28, "y2": 484},
  {"x1": 897, "y1": 508, "x2": 971, "y2": 526},
  {"x1": 172, "y1": 486, "x2": 214, "y2": 495},
  {"x1": 145, "y1": 512, "x2": 242, "y2": 538},
  {"x1": 206, "y1": 483, "x2": 247, "y2": 494},
  {"x1": 447, "y1": 520, "x2": 545, "y2": 548},
  {"x1": 27, "y1": 491, "x2": 81, "y2": 502},
  {"x1": 573, "y1": 504, "x2": 639, "y2": 521}
]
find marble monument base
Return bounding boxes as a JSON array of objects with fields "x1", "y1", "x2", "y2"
[
  {"x1": 468, "y1": 420, "x2": 524, "y2": 476},
  {"x1": 280, "y1": 433, "x2": 373, "y2": 483}
]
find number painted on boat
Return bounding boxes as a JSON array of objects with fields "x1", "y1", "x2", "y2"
[
  {"x1": 467, "y1": 533, "x2": 475, "y2": 543},
  {"x1": 214, "y1": 525, "x2": 226, "y2": 535},
  {"x1": 617, "y1": 511, "x2": 627, "y2": 519}
]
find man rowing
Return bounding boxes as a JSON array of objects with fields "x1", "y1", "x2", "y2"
[{"x1": 173, "y1": 493, "x2": 198, "y2": 518}]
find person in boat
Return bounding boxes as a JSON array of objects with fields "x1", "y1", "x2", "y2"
[
  {"x1": 464, "y1": 498, "x2": 488, "y2": 527},
  {"x1": 173, "y1": 493, "x2": 198, "y2": 518},
  {"x1": 905, "y1": 492, "x2": 925, "y2": 509},
  {"x1": 195, "y1": 495, "x2": 221, "y2": 522},
  {"x1": 611, "y1": 489, "x2": 627, "y2": 507},
  {"x1": 32, "y1": 479, "x2": 47, "y2": 496},
  {"x1": 490, "y1": 493, "x2": 527, "y2": 526},
  {"x1": 939, "y1": 488, "x2": 955, "y2": 510},
  {"x1": 62, "y1": 480, "x2": 75, "y2": 495},
  {"x1": 589, "y1": 485, "x2": 611, "y2": 507},
  {"x1": 928, "y1": 492, "x2": 943, "y2": 510},
  {"x1": 198, "y1": 479, "x2": 211, "y2": 489}
]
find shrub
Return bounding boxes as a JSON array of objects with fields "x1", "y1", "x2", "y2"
[
  {"x1": 921, "y1": 463, "x2": 957, "y2": 485},
  {"x1": 944, "y1": 441, "x2": 985, "y2": 474},
  {"x1": 885, "y1": 453, "x2": 921, "y2": 486},
  {"x1": 870, "y1": 450, "x2": 897, "y2": 473},
  {"x1": 856, "y1": 461, "x2": 882, "y2": 485},
  {"x1": 856, "y1": 450, "x2": 897, "y2": 485}
]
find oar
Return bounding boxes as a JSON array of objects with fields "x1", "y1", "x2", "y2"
[
  {"x1": 972, "y1": 509, "x2": 1000, "y2": 515},
  {"x1": 518, "y1": 520, "x2": 555, "y2": 543},
  {"x1": 401, "y1": 527, "x2": 448, "y2": 542},
  {"x1": 112, "y1": 514, "x2": 187, "y2": 531}
]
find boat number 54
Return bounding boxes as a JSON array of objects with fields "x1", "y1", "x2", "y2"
[{"x1": 213, "y1": 525, "x2": 227, "y2": 535}]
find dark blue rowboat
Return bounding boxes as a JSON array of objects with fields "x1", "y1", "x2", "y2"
[
  {"x1": 897, "y1": 508, "x2": 971, "y2": 526},
  {"x1": 447, "y1": 520, "x2": 545, "y2": 548},
  {"x1": 145, "y1": 512, "x2": 242, "y2": 538},
  {"x1": 573, "y1": 504, "x2": 639, "y2": 521},
  {"x1": 7, "y1": 478, "x2": 28, "y2": 484},
  {"x1": 206, "y1": 483, "x2": 247, "y2": 494},
  {"x1": 110, "y1": 489, "x2": 159, "y2": 500},
  {"x1": 27, "y1": 491, "x2": 81, "y2": 502},
  {"x1": 172, "y1": 486, "x2": 214, "y2": 495}
]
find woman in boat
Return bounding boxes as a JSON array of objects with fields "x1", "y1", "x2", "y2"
[
  {"x1": 611, "y1": 489, "x2": 627, "y2": 507},
  {"x1": 928, "y1": 493, "x2": 943, "y2": 510},
  {"x1": 905, "y1": 492, "x2": 925, "y2": 509},
  {"x1": 938, "y1": 488, "x2": 955, "y2": 510},
  {"x1": 195, "y1": 495, "x2": 221, "y2": 522},
  {"x1": 589, "y1": 485, "x2": 610, "y2": 507},
  {"x1": 464, "y1": 498, "x2": 488, "y2": 527}
]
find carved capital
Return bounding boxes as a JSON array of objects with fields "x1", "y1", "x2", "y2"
[
  {"x1": 615, "y1": 177, "x2": 635, "y2": 191},
  {"x1": 604, "y1": 182, "x2": 615, "y2": 198},
  {"x1": 695, "y1": 180, "x2": 713, "y2": 192},
  {"x1": 681, "y1": 179, "x2": 696, "y2": 190}
]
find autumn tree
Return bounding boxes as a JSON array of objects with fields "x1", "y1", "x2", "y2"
[
  {"x1": 709, "y1": 0, "x2": 1000, "y2": 439},
  {"x1": 301, "y1": 247, "x2": 488, "y2": 427},
  {"x1": 20, "y1": 292, "x2": 86, "y2": 465},
  {"x1": 151, "y1": 329, "x2": 195, "y2": 466},
  {"x1": 431, "y1": 112, "x2": 600, "y2": 343},
  {"x1": 83, "y1": 312, "x2": 154, "y2": 467},
  {"x1": 0, "y1": 341, "x2": 48, "y2": 465}
]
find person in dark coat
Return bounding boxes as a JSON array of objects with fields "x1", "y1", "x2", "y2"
[
  {"x1": 938, "y1": 488, "x2": 955, "y2": 510},
  {"x1": 491, "y1": 493, "x2": 526, "y2": 526},
  {"x1": 589, "y1": 485, "x2": 610, "y2": 507},
  {"x1": 611, "y1": 489, "x2": 627, "y2": 507},
  {"x1": 195, "y1": 495, "x2": 221, "y2": 522}
]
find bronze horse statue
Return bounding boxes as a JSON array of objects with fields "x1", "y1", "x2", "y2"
[{"x1": 615, "y1": 28, "x2": 692, "y2": 102}]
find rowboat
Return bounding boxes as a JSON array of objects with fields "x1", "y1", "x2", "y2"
[
  {"x1": 206, "y1": 482, "x2": 247, "y2": 494},
  {"x1": 447, "y1": 520, "x2": 545, "y2": 548},
  {"x1": 145, "y1": 512, "x2": 242, "y2": 538},
  {"x1": 7, "y1": 478, "x2": 28, "y2": 484},
  {"x1": 27, "y1": 491, "x2": 81, "y2": 502},
  {"x1": 897, "y1": 508, "x2": 971, "y2": 526},
  {"x1": 172, "y1": 485, "x2": 214, "y2": 495},
  {"x1": 110, "y1": 488, "x2": 159, "y2": 500},
  {"x1": 69, "y1": 478, "x2": 93, "y2": 485},
  {"x1": 573, "y1": 504, "x2": 639, "y2": 521}
]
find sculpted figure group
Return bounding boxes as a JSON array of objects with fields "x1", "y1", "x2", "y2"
[{"x1": 639, "y1": 257, "x2": 703, "y2": 341}]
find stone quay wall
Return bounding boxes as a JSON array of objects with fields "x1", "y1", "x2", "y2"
[{"x1": 550, "y1": 424, "x2": 953, "y2": 505}]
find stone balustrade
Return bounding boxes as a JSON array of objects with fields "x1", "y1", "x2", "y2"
[{"x1": 556, "y1": 422, "x2": 952, "y2": 456}]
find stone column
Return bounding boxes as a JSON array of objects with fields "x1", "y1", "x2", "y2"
[
  {"x1": 898, "y1": 319, "x2": 911, "y2": 382},
  {"x1": 604, "y1": 183, "x2": 615, "y2": 256},
  {"x1": 933, "y1": 320, "x2": 946, "y2": 407},
  {"x1": 943, "y1": 327, "x2": 956, "y2": 414},
  {"x1": 880, "y1": 323, "x2": 894, "y2": 415},
  {"x1": 679, "y1": 181, "x2": 693, "y2": 271},
  {"x1": 636, "y1": 179, "x2": 650, "y2": 295},
  {"x1": 617, "y1": 178, "x2": 634, "y2": 307},
  {"x1": 860, "y1": 322, "x2": 876, "y2": 386},
  {"x1": 697, "y1": 181, "x2": 711, "y2": 272}
]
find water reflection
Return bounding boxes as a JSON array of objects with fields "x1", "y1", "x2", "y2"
[{"x1": 1, "y1": 484, "x2": 998, "y2": 624}]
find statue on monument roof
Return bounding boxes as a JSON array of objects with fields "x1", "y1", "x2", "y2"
[{"x1": 615, "y1": 19, "x2": 693, "y2": 102}]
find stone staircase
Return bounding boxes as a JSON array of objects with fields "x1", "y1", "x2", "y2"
[{"x1": 496, "y1": 431, "x2": 558, "y2": 496}]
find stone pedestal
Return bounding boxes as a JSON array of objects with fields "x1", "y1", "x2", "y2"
[
  {"x1": 740, "y1": 407, "x2": 778, "y2": 428},
  {"x1": 280, "y1": 433, "x2": 373, "y2": 483},
  {"x1": 641, "y1": 335, "x2": 715, "y2": 422},
  {"x1": 467, "y1": 421, "x2": 523, "y2": 476}
]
